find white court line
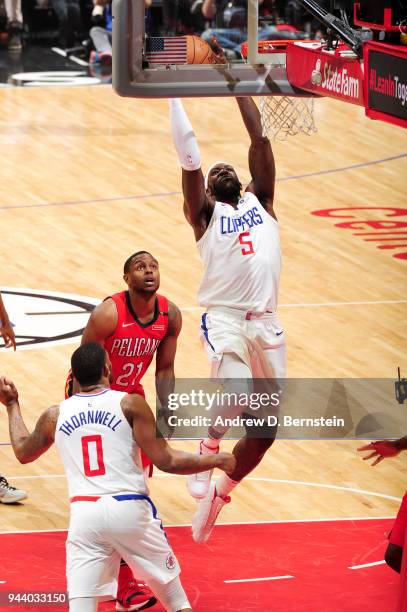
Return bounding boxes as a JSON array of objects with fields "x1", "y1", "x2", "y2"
[
  {"x1": 224, "y1": 575, "x2": 294, "y2": 584},
  {"x1": 0, "y1": 581, "x2": 6, "y2": 583},
  {"x1": 0, "y1": 516, "x2": 396, "y2": 535},
  {"x1": 4, "y1": 473, "x2": 403, "y2": 503},
  {"x1": 349, "y1": 560, "x2": 386, "y2": 570},
  {"x1": 6, "y1": 474, "x2": 66, "y2": 480},
  {"x1": 181, "y1": 299, "x2": 407, "y2": 312}
]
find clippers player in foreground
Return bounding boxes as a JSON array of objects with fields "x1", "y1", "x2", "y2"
[
  {"x1": 169, "y1": 96, "x2": 286, "y2": 542},
  {"x1": 0, "y1": 343, "x2": 235, "y2": 611},
  {"x1": 66, "y1": 251, "x2": 181, "y2": 610}
]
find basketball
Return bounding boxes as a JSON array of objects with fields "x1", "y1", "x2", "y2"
[{"x1": 186, "y1": 35, "x2": 223, "y2": 65}]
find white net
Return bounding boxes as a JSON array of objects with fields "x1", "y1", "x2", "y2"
[{"x1": 260, "y1": 96, "x2": 317, "y2": 141}]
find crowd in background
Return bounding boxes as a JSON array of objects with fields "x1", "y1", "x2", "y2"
[{"x1": 0, "y1": 0, "x2": 338, "y2": 64}]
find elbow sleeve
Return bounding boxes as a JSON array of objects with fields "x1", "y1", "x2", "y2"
[{"x1": 169, "y1": 98, "x2": 201, "y2": 171}]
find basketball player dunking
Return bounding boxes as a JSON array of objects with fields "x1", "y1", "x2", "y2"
[
  {"x1": 66, "y1": 251, "x2": 181, "y2": 610},
  {"x1": 169, "y1": 96, "x2": 286, "y2": 542},
  {"x1": 0, "y1": 343, "x2": 235, "y2": 612}
]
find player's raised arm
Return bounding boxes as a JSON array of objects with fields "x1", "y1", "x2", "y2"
[
  {"x1": 169, "y1": 98, "x2": 213, "y2": 240},
  {"x1": 121, "y1": 393, "x2": 236, "y2": 475},
  {"x1": 236, "y1": 97, "x2": 276, "y2": 219},
  {"x1": 0, "y1": 376, "x2": 58, "y2": 463}
]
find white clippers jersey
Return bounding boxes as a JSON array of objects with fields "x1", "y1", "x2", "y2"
[
  {"x1": 55, "y1": 389, "x2": 147, "y2": 498},
  {"x1": 197, "y1": 192, "x2": 281, "y2": 312}
]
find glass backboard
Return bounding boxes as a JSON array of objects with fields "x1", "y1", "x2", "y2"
[{"x1": 112, "y1": 0, "x2": 311, "y2": 98}]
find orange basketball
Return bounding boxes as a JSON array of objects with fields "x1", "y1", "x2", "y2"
[{"x1": 186, "y1": 35, "x2": 222, "y2": 65}]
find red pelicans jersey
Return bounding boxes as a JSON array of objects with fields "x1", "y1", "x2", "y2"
[{"x1": 104, "y1": 292, "x2": 169, "y2": 397}]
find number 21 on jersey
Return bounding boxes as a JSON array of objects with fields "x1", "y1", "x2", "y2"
[
  {"x1": 115, "y1": 362, "x2": 143, "y2": 387},
  {"x1": 239, "y1": 232, "x2": 254, "y2": 256}
]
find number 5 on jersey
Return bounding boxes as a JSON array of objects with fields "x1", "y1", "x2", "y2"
[{"x1": 239, "y1": 231, "x2": 254, "y2": 256}]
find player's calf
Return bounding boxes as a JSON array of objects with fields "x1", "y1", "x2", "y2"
[{"x1": 385, "y1": 543, "x2": 403, "y2": 573}]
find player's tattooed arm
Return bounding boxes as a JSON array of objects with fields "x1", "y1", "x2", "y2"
[
  {"x1": 236, "y1": 97, "x2": 276, "y2": 219},
  {"x1": 81, "y1": 298, "x2": 118, "y2": 345},
  {"x1": 122, "y1": 393, "x2": 236, "y2": 475},
  {"x1": 155, "y1": 302, "x2": 182, "y2": 434},
  {"x1": 0, "y1": 376, "x2": 58, "y2": 463}
]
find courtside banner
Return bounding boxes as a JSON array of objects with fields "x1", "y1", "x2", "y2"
[
  {"x1": 364, "y1": 41, "x2": 407, "y2": 129},
  {"x1": 155, "y1": 378, "x2": 404, "y2": 440},
  {"x1": 287, "y1": 43, "x2": 365, "y2": 106}
]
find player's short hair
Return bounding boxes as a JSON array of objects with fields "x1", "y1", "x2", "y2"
[
  {"x1": 123, "y1": 251, "x2": 156, "y2": 274},
  {"x1": 71, "y1": 342, "x2": 106, "y2": 386}
]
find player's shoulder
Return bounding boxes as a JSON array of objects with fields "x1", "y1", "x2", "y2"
[
  {"x1": 120, "y1": 392, "x2": 146, "y2": 421},
  {"x1": 90, "y1": 296, "x2": 119, "y2": 324},
  {"x1": 167, "y1": 300, "x2": 182, "y2": 335},
  {"x1": 103, "y1": 291, "x2": 126, "y2": 307},
  {"x1": 243, "y1": 188, "x2": 277, "y2": 221}
]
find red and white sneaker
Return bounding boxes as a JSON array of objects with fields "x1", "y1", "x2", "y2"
[
  {"x1": 192, "y1": 481, "x2": 230, "y2": 544},
  {"x1": 186, "y1": 440, "x2": 218, "y2": 499},
  {"x1": 116, "y1": 563, "x2": 157, "y2": 611}
]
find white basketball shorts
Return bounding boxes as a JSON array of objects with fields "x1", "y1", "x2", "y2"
[
  {"x1": 66, "y1": 494, "x2": 180, "y2": 600},
  {"x1": 200, "y1": 307, "x2": 287, "y2": 379}
]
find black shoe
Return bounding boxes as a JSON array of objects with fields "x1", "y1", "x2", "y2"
[{"x1": 8, "y1": 21, "x2": 23, "y2": 52}]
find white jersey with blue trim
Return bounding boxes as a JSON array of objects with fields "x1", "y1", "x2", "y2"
[
  {"x1": 55, "y1": 388, "x2": 148, "y2": 498},
  {"x1": 197, "y1": 191, "x2": 281, "y2": 312}
]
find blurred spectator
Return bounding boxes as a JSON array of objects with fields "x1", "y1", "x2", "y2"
[
  {"x1": 4, "y1": 0, "x2": 23, "y2": 51},
  {"x1": 90, "y1": 0, "x2": 152, "y2": 64},
  {"x1": 200, "y1": 0, "x2": 298, "y2": 59},
  {"x1": 36, "y1": 0, "x2": 84, "y2": 47},
  {"x1": 89, "y1": 0, "x2": 113, "y2": 65},
  {"x1": 161, "y1": 0, "x2": 205, "y2": 35}
]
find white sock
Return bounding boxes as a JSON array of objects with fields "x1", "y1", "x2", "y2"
[
  {"x1": 215, "y1": 473, "x2": 239, "y2": 499},
  {"x1": 201, "y1": 438, "x2": 220, "y2": 453},
  {"x1": 69, "y1": 597, "x2": 97, "y2": 612}
]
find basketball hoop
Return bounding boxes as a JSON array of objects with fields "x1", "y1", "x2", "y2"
[
  {"x1": 259, "y1": 95, "x2": 316, "y2": 141},
  {"x1": 241, "y1": 40, "x2": 318, "y2": 142}
]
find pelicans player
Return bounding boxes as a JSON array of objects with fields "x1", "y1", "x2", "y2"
[
  {"x1": 69, "y1": 250, "x2": 181, "y2": 407},
  {"x1": 169, "y1": 96, "x2": 286, "y2": 543},
  {"x1": 66, "y1": 251, "x2": 181, "y2": 610},
  {"x1": 0, "y1": 343, "x2": 235, "y2": 612}
]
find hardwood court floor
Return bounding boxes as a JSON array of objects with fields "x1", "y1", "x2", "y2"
[{"x1": 0, "y1": 85, "x2": 405, "y2": 538}]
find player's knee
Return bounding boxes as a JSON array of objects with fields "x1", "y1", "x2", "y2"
[
  {"x1": 385, "y1": 543, "x2": 403, "y2": 573},
  {"x1": 242, "y1": 435, "x2": 274, "y2": 456},
  {"x1": 255, "y1": 436, "x2": 275, "y2": 453}
]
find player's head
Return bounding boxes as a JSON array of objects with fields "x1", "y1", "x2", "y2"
[
  {"x1": 71, "y1": 342, "x2": 112, "y2": 388},
  {"x1": 123, "y1": 251, "x2": 160, "y2": 295},
  {"x1": 205, "y1": 162, "x2": 242, "y2": 203}
]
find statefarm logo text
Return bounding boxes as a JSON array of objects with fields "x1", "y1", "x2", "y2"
[{"x1": 311, "y1": 58, "x2": 361, "y2": 100}]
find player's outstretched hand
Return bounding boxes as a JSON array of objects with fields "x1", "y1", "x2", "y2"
[
  {"x1": 207, "y1": 36, "x2": 228, "y2": 64},
  {"x1": 217, "y1": 452, "x2": 236, "y2": 475},
  {"x1": 357, "y1": 441, "x2": 400, "y2": 466},
  {"x1": 0, "y1": 321, "x2": 16, "y2": 350},
  {"x1": 0, "y1": 376, "x2": 19, "y2": 407}
]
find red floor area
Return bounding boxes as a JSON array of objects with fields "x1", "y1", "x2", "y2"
[{"x1": 0, "y1": 519, "x2": 399, "y2": 611}]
